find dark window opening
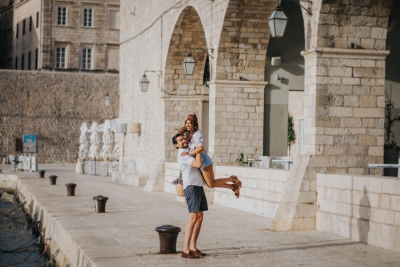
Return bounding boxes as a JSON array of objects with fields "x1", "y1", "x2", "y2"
[
  {"x1": 35, "y1": 48, "x2": 38, "y2": 70},
  {"x1": 203, "y1": 55, "x2": 210, "y2": 87},
  {"x1": 28, "y1": 51, "x2": 31, "y2": 70},
  {"x1": 15, "y1": 56, "x2": 18, "y2": 69},
  {"x1": 16, "y1": 23, "x2": 18, "y2": 38},
  {"x1": 21, "y1": 54, "x2": 24, "y2": 70},
  {"x1": 36, "y1": 12, "x2": 39, "y2": 28},
  {"x1": 29, "y1": 16, "x2": 32, "y2": 31}
]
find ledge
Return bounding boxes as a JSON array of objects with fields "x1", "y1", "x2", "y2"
[
  {"x1": 208, "y1": 80, "x2": 268, "y2": 88},
  {"x1": 302, "y1": 47, "x2": 390, "y2": 60}
]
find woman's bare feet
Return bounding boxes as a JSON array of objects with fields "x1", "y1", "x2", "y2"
[{"x1": 230, "y1": 175, "x2": 241, "y2": 198}]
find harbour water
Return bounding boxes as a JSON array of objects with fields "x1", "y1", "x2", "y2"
[{"x1": 0, "y1": 192, "x2": 45, "y2": 267}]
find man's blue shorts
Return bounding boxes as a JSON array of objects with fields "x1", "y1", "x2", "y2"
[{"x1": 184, "y1": 185, "x2": 208, "y2": 213}]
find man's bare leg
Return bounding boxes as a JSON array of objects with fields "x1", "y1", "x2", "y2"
[
  {"x1": 189, "y1": 212, "x2": 203, "y2": 252},
  {"x1": 183, "y1": 212, "x2": 198, "y2": 254}
]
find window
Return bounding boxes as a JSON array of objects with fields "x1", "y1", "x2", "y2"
[
  {"x1": 108, "y1": 10, "x2": 119, "y2": 29},
  {"x1": 36, "y1": 12, "x2": 39, "y2": 28},
  {"x1": 16, "y1": 23, "x2": 18, "y2": 38},
  {"x1": 21, "y1": 54, "x2": 24, "y2": 70},
  {"x1": 57, "y1": 7, "x2": 67, "y2": 26},
  {"x1": 9, "y1": 32, "x2": 12, "y2": 48},
  {"x1": 15, "y1": 56, "x2": 18, "y2": 69},
  {"x1": 83, "y1": 8, "x2": 93, "y2": 27},
  {"x1": 28, "y1": 51, "x2": 31, "y2": 70},
  {"x1": 23, "y1": 19, "x2": 25, "y2": 35},
  {"x1": 55, "y1": 47, "x2": 66, "y2": 68},
  {"x1": 29, "y1": 16, "x2": 32, "y2": 32},
  {"x1": 106, "y1": 45, "x2": 119, "y2": 70},
  {"x1": 35, "y1": 48, "x2": 38, "y2": 70},
  {"x1": 81, "y1": 47, "x2": 93, "y2": 69},
  {"x1": 298, "y1": 119, "x2": 304, "y2": 154}
]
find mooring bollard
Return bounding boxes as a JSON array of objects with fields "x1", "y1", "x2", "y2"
[
  {"x1": 155, "y1": 225, "x2": 181, "y2": 254},
  {"x1": 39, "y1": 170, "x2": 45, "y2": 178},
  {"x1": 49, "y1": 175, "x2": 58, "y2": 185},
  {"x1": 92, "y1": 195, "x2": 108, "y2": 213},
  {"x1": 65, "y1": 183, "x2": 77, "y2": 196}
]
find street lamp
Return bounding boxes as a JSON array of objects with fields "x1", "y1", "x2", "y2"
[
  {"x1": 139, "y1": 73, "x2": 150, "y2": 92},
  {"x1": 268, "y1": 1, "x2": 289, "y2": 38},
  {"x1": 139, "y1": 70, "x2": 162, "y2": 92},
  {"x1": 182, "y1": 48, "x2": 214, "y2": 76},
  {"x1": 183, "y1": 51, "x2": 196, "y2": 75},
  {"x1": 104, "y1": 94, "x2": 110, "y2": 107}
]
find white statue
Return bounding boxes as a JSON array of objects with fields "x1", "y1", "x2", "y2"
[
  {"x1": 78, "y1": 122, "x2": 89, "y2": 161},
  {"x1": 88, "y1": 122, "x2": 101, "y2": 160},
  {"x1": 112, "y1": 132, "x2": 119, "y2": 160},
  {"x1": 100, "y1": 120, "x2": 114, "y2": 159}
]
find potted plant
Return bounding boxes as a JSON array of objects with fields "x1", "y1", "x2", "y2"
[
  {"x1": 287, "y1": 113, "x2": 296, "y2": 156},
  {"x1": 384, "y1": 97, "x2": 400, "y2": 176},
  {"x1": 172, "y1": 171, "x2": 184, "y2": 197},
  {"x1": 235, "y1": 152, "x2": 245, "y2": 166}
]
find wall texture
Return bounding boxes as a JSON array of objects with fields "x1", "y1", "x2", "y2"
[{"x1": 0, "y1": 70, "x2": 119, "y2": 163}]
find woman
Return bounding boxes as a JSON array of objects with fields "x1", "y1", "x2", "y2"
[{"x1": 179, "y1": 113, "x2": 242, "y2": 197}]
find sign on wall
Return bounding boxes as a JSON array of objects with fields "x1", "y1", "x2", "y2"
[{"x1": 23, "y1": 134, "x2": 36, "y2": 153}]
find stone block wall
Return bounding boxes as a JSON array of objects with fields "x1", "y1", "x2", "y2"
[
  {"x1": 317, "y1": 173, "x2": 400, "y2": 253},
  {"x1": 0, "y1": 70, "x2": 119, "y2": 163},
  {"x1": 208, "y1": 80, "x2": 267, "y2": 164},
  {"x1": 214, "y1": 165, "x2": 289, "y2": 219},
  {"x1": 302, "y1": 48, "x2": 388, "y2": 174}
]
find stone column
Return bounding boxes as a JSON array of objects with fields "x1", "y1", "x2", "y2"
[
  {"x1": 208, "y1": 80, "x2": 268, "y2": 164},
  {"x1": 271, "y1": 48, "x2": 389, "y2": 231},
  {"x1": 302, "y1": 47, "x2": 388, "y2": 172}
]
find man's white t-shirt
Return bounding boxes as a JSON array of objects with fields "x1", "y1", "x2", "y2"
[{"x1": 177, "y1": 148, "x2": 204, "y2": 190}]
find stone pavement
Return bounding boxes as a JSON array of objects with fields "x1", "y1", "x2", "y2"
[{"x1": 2, "y1": 164, "x2": 400, "y2": 267}]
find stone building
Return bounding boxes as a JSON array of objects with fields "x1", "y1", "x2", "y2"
[
  {"x1": 115, "y1": 0, "x2": 400, "y2": 232},
  {"x1": 0, "y1": 0, "x2": 120, "y2": 163},
  {"x1": 0, "y1": 0, "x2": 120, "y2": 71}
]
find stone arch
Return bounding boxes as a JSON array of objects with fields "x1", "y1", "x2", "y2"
[
  {"x1": 316, "y1": 0, "x2": 392, "y2": 49},
  {"x1": 215, "y1": 0, "x2": 273, "y2": 81},
  {"x1": 164, "y1": 6, "x2": 208, "y2": 95},
  {"x1": 163, "y1": 6, "x2": 209, "y2": 162}
]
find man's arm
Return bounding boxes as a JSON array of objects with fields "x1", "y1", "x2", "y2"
[{"x1": 190, "y1": 151, "x2": 202, "y2": 169}]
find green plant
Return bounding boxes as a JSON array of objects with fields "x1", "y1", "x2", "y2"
[
  {"x1": 287, "y1": 113, "x2": 296, "y2": 155},
  {"x1": 172, "y1": 171, "x2": 183, "y2": 185},
  {"x1": 384, "y1": 98, "x2": 400, "y2": 149},
  {"x1": 235, "y1": 152, "x2": 245, "y2": 166}
]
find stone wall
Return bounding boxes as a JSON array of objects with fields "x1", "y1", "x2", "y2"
[
  {"x1": 0, "y1": 70, "x2": 119, "y2": 163},
  {"x1": 317, "y1": 173, "x2": 400, "y2": 253}
]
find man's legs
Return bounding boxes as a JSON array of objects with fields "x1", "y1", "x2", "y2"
[
  {"x1": 189, "y1": 212, "x2": 203, "y2": 252},
  {"x1": 183, "y1": 212, "x2": 200, "y2": 254}
]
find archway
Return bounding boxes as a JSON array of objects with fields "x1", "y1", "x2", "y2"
[
  {"x1": 164, "y1": 6, "x2": 209, "y2": 161},
  {"x1": 264, "y1": 0, "x2": 306, "y2": 157}
]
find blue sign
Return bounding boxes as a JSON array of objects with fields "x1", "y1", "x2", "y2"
[{"x1": 23, "y1": 134, "x2": 36, "y2": 153}]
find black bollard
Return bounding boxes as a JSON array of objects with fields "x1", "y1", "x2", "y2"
[
  {"x1": 65, "y1": 183, "x2": 77, "y2": 196},
  {"x1": 39, "y1": 170, "x2": 45, "y2": 178},
  {"x1": 92, "y1": 195, "x2": 108, "y2": 213},
  {"x1": 49, "y1": 175, "x2": 58, "y2": 185},
  {"x1": 155, "y1": 225, "x2": 181, "y2": 254}
]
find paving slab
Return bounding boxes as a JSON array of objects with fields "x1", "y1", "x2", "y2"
[{"x1": 1, "y1": 164, "x2": 400, "y2": 266}]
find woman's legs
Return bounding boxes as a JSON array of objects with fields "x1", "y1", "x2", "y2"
[{"x1": 201, "y1": 165, "x2": 242, "y2": 197}]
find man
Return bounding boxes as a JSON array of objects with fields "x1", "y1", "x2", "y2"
[{"x1": 172, "y1": 133, "x2": 208, "y2": 259}]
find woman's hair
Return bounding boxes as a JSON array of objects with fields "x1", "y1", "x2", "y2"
[{"x1": 178, "y1": 119, "x2": 198, "y2": 143}]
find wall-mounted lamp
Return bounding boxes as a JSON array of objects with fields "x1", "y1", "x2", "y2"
[
  {"x1": 139, "y1": 70, "x2": 162, "y2": 92},
  {"x1": 276, "y1": 75, "x2": 282, "y2": 81},
  {"x1": 271, "y1": 56, "x2": 281, "y2": 66},
  {"x1": 104, "y1": 94, "x2": 110, "y2": 107},
  {"x1": 183, "y1": 48, "x2": 214, "y2": 75},
  {"x1": 268, "y1": 0, "x2": 312, "y2": 38}
]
